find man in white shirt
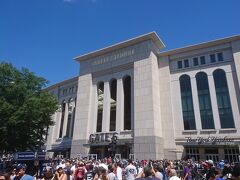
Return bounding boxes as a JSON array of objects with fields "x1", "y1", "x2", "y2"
[
  {"x1": 115, "y1": 162, "x2": 122, "y2": 180},
  {"x1": 169, "y1": 169, "x2": 180, "y2": 180},
  {"x1": 125, "y1": 159, "x2": 137, "y2": 180}
]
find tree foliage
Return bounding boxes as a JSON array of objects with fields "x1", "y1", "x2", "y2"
[{"x1": 0, "y1": 62, "x2": 58, "y2": 152}]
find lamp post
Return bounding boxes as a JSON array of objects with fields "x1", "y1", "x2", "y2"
[{"x1": 109, "y1": 135, "x2": 117, "y2": 158}]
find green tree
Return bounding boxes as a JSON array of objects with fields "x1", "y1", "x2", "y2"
[{"x1": 0, "y1": 62, "x2": 58, "y2": 153}]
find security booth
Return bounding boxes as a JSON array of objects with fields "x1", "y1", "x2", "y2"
[{"x1": 14, "y1": 151, "x2": 47, "y2": 176}]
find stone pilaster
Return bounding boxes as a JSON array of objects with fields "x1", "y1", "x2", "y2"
[
  {"x1": 102, "y1": 81, "x2": 110, "y2": 132},
  {"x1": 116, "y1": 78, "x2": 124, "y2": 132},
  {"x1": 71, "y1": 74, "x2": 93, "y2": 157},
  {"x1": 208, "y1": 75, "x2": 221, "y2": 130},
  {"x1": 133, "y1": 52, "x2": 164, "y2": 160},
  {"x1": 190, "y1": 76, "x2": 202, "y2": 130}
]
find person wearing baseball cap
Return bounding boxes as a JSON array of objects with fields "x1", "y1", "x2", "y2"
[{"x1": 14, "y1": 164, "x2": 34, "y2": 180}]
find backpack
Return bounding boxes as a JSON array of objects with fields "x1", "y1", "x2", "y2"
[{"x1": 76, "y1": 167, "x2": 85, "y2": 180}]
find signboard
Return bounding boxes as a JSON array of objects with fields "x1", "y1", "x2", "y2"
[
  {"x1": 14, "y1": 152, "x2": 35, "y2": 160},
  {"x1": 186, "y1": 136, "x2": 234, "y2": 145},
  {"x1": 14, "y1": 152, "x2": 46, "y2": 161},
  {"x1": 89, "y1": 132, "x2": 118, "y2": 144},
  {"x1": 37, "y1": 152, "x2": 46, "y2": 160}
]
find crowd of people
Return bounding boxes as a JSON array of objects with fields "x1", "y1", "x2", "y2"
[{"x1": 0, "y1": 157, "x2": 240, "y2": 180}]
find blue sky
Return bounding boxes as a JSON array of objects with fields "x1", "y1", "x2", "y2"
[{"x1": 1, "y1": 0, "x2": 240, "y2": 86}]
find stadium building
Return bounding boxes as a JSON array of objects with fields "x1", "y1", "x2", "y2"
[{"x1": 45, "y1": 32, "x2": 240, "y2": 162}]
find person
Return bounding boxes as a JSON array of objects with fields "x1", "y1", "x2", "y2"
[
  {"x1": 135, "y1": 166, "x2": 160, "y2": 180},
  {"x1": 107, "y1": 165, "x2": 116, "y2": 180},
  {"x1": 14, "y1": 164, "x2": 34, "y2": 180},
  {"x1": 218, "y1": 160, "x2": 225, "y2": 170},
  {"x1": 181, "y1": 163, "x2": 191, "y2": 180},
  {"x1": 99, "y1": 167, "x2": 109, "y2": 180},
  {"x1": 153, "y1": 164, "x2": 163, "y2": 180},
  {"x1": 54, "y1": 167, "x2": 67, "y2": 180},
  {"x1": 124, "y1": 160, "x2": 137, "y2": 180},
  {"x1": 168, "y1": 169, "x2": 180, "y2": 180},
  {"x1": 0, "y1": 172, "x2": 10, "y2": 180},
  {"x1": 232, "y1": 163, "x2": 240, "y2": 180},
  {"x1": 114, "y1": 162, "x2": 122, "y2": 180},
  {"x1": 74, "y1": 163, "x2": 85, "y2": 180},
  {"x1": 85, "y1": 163, "x2": 94, "y2": 180},
  {"x1": 42, "y1": 170, "x2": 54, "y2": 180}
]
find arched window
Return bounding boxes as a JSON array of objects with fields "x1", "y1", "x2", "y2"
[
  {"x1": 213, "y1": 69, "x2": 234, "y2": 128},
  {"x1": 123, "y1": 76, "x2": 131, "y2": 130},
  {"x1": 96, "y1": 82, "x2": 104, "y2": 132},
  {"x1": 59, "y1": 101, "x2": 66, "y2": 138},
  {"x1": 196, "y1": 72, "x2": 214, "y2": 129},
  {"x1": 179, "y1": 75, "x2": 196, "y2": 130},
  {"x1": 110, "y1": 79, "x2": 117, "y2": 131}
]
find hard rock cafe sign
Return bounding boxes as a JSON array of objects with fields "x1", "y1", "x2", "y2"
[
  {"x1": 89, "y1": 132, "x2": 118, "y2": 144},
  {"x1": 186, "y1": 136, "x2": 234, "y2": 145}
]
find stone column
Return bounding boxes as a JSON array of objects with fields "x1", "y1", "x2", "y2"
[
  {"x1": 190, "y1": 76, "x2": 202, "y2": 130},
  {"x1": 133, "y1": 52, "x2": 163, "y2": 160},
  {"x1": 102, "y1": 81, "x2": 110, "y2": 132},
  {"x1": 62, "y1": 102, "x2": 69, "y2": 138},
  {"x1": 116, "y1": 78, "x2": 124, "y2": 132},
  {"x1": 92, "y1": 84, "x2": 98, "y2": 133},
  {"x1": 71, "y1": 74, "x2": 93, "y2": 158},
  {"x1": 208, "y1": 75, "x2": 221, "y2": 130},
  {"x1": 46, "y1": 112, "x2": 57, "y2": 153},
  {"x1": 69, "y1": 100, "x2": 75, "y2": 138},
  {"x1": 231, "y1": 40, "x2": 240, "y2": 90},
  {"x1": 54, "y1": 106, "x2": 62, "y2": 139}
]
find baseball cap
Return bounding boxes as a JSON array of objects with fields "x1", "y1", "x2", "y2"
[
  {"x1": 206, "y1": 160, "x2": 214, "y2": 165},
  {"x1": 16, "y1": 164, "x2": 27, "y2": 171}
]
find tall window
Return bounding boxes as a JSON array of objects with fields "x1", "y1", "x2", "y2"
[
  {"x1": 180, "y1": 75, "x2": 196, "y2": 130},
  {"x1": 59, "y1": 101, "x2": 66, "y2": 138},
  {"x1": 110, "y1": 79, "x2": 117, "y2": 131},
  {"x1": 123, "y1": 76, "x2": 131, "y2": 130},
  {"x1": 96, "y1": 82, "x2": 104, "y2": 132},
  {"x1": 213, "y1": 69, "x2": 234, "y2": 128},
  {"x1": 196, "y1": 72, "x2": 214, "y2": 129}
]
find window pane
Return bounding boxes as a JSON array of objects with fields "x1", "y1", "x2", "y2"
[
  {"x1": 217, "y1": 52, "x2": 224, "y2": 61},
  {"x1": 193, "y1": 57, "x2": 199, "y2": 66},
  {"x1": 210, "y1": 54, "x2": 216, "y2": 63},
  {"x1": 184, "y1": 59, "x2": 189, "y2": 67},
  {"x1": 200, "y1": 56, "x2": 206, "y2": 64},
  {"x1": 213, "y1": 69, "x2": 235, "y2": 128},
  {"x1": 178, "y1": 61, "x2": 183, "y2": 69},
  {"x1": 180, "y1": 75, "x2": 196, "y2": 130},
  {"x1": 196, "y1": 72, "x2": 214, "y2": 129},
  {"x1": 123, "y1": 76, "x2": 131, "y2": 130}
]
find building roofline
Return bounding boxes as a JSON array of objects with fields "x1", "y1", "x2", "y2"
[
  {"x1": 158, "y1": 34, "x2": 240, "y2": 56},
  {"x1": 44, "y1": 76, "x2": 78, "y2": 91},
  {"x1": 74, "y1": 31, "x2": 165, "y2": 62}
]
